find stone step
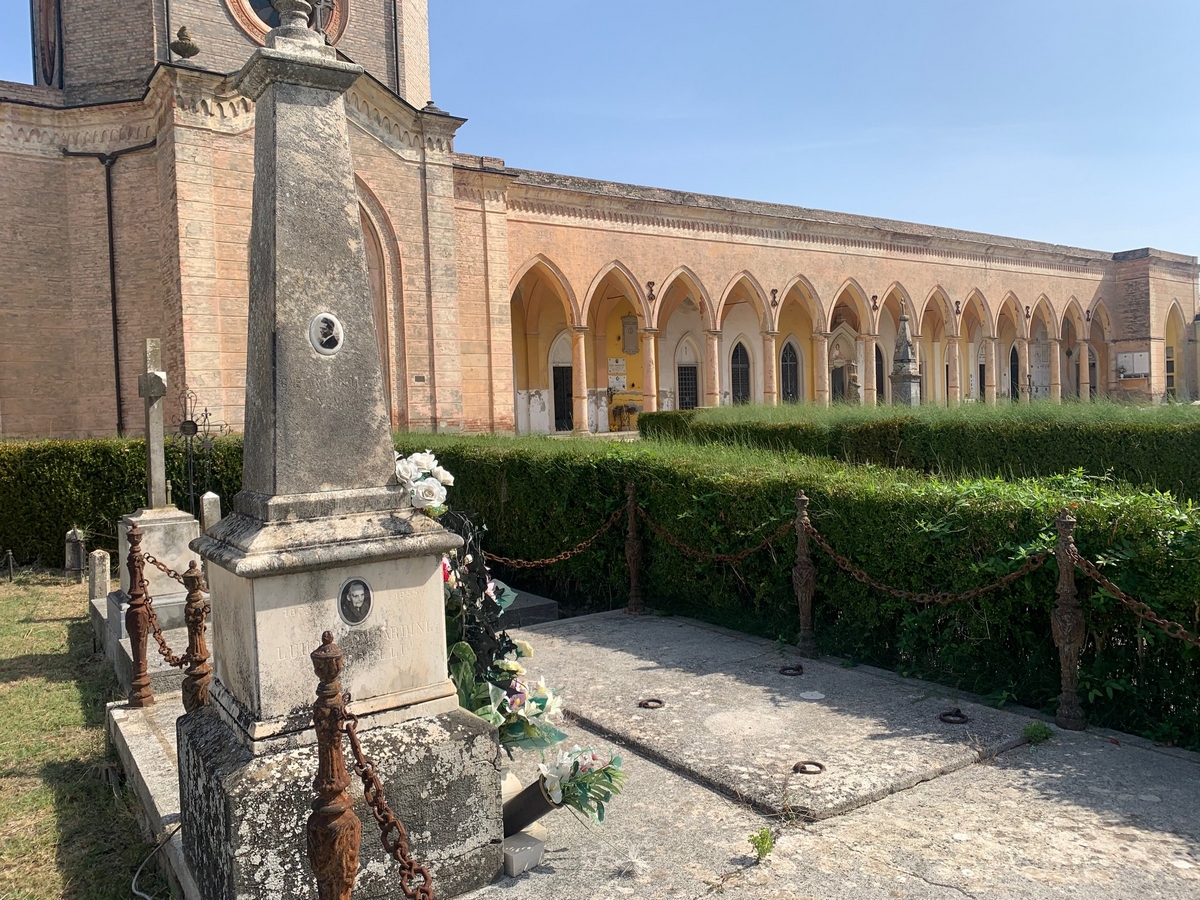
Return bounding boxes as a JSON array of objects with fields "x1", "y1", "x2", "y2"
[{"x1": 503, "y1": 590, "x2": 559, "y2": 627}]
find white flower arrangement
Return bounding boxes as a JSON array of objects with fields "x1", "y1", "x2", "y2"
[{"x1": 395, "y1": 449, "x2": 454, "y2": 514}]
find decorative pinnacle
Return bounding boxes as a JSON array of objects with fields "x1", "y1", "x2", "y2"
[{"x1": 169, "y1": 26, "x2": 199, "y2": 59}]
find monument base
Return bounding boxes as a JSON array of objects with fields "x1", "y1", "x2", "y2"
[
  {"x1": 177, "y1": 704, "x2": 503, "y2": 900},
  {"x1": 106, "y1": 588, "x2": 189, "y2": 655}
]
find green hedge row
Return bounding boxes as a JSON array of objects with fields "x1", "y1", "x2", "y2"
[
  {"x1": 0, "y1": 437, "x2": 243, "y2": 567},
  {"x1": 3, "y1": 433, "x2": 1198, "y2": 748},
  {"x1": 396, "y1": 435, "x2": 1200, "y2": 750},
  {"x1": 638, "y1": 405, "x2": 1200, "y2": 500}
]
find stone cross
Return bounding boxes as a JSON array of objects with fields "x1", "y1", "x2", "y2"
[{"x1": 137, "y1": 339, "x2": 168, "y2": 509}]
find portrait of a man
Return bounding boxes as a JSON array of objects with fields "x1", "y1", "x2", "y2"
[
  {"x1": 338, "y1": 578, "x2": 372, "y2": 625},
  {"x1": 309, "y1": 312, "x2": 344, "y2": 356}
]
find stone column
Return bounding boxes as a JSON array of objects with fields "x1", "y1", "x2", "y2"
[
  {"x1": 592, "y1": 331, "x2": 609, "y2": 432},
  {"x1": 572, "y1": 327, "x2": 589, "y2": 432},
  {"x1": 1049, "y1": 338, "x2": 1062, "y2": 402},
  {"x1": 762, "y1": 332, "x2": 778, "y2": 406},
  {"x1": 983, "y1": 337, "x2": 998, "y2": 403},
  {"x1": 1017, "y1": 338, "x2": 1031, "y2": 403},
  {"x1": 641, "y1": 328, "x2": 659, "y2": 412},
  {"x1": 946, "y1": 338, "x2": 961, "y2": 406},
  {"x1": 704, "y1": 330, "x2": 721, "y2": 406},
  {"x1": 862, "y1": 335, "x2": 877, "y2": 406},
  {"x1": 1078, "y1": 340, "x2": 1091, "y2": 401},
  {"x1": 814, "y1": 333, "x2": 830, "y2": 407}
]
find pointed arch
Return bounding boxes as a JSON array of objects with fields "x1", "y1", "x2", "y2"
[
  {"x1": 828, "y1": 278, "x2": 871, "y2": 332},
  {"x1": 655, "y1": 265, "x2": 715, "y2": 331},
  {"x1": 919, "y1": 285, "x2": 957, "y2": 336},
  {"x1": 997, "y1": 290, "x2": 1026, "y2": 340},
  {"x1": 875, "y1": 282, "x2": 912, "y2": 334},
  {"x1": 355, "y1": 176, "x2": 405, "y2": 427},
  {"x1": 1061, "y1": 297, "x2": 1085, "y2": 335},
  {"x1": 776, "y1": 274, "x2": 825, "y2": 334},
  {"x1": 581, "y1": 260, "x2": 651, "y2": 327},
  {"x1": 1086, "y1": 299, "x2": 1112, "y2": 342},
  {"x1": 717, "y1": 271, "x2": 770, "y2": 331},
  {"x1": 1030, "y1": 294, "x2": 1055, "y2": 333},
  {"x1": 961, "y1": 289, "x2": 993, "y2": 338},
  {"x1": 510, "y1": 254, "x2": 580, "y2": 325}
]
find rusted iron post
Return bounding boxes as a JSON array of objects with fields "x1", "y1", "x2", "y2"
[
  {"x1": 125, "y1": 523, "x2": 154, "y2": 707},
  {"x1": 307, "y1": 631, "x2": 361, "y2": 900},
  {"x1": 625, "y1": 482, "x2": 644, "y2": 615},
  {"x1": 793, "y1": 491, "x2": 818, "y2": 658},
  {"x1": 180, "y1": 561, "x2": 212, "y2": 713},
  {"x1": 1051, "y1": 510, "x2": 1086, "y2": 730}
]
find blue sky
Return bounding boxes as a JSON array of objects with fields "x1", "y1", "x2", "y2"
[{"x1": 4, "y1": 1, "x2": 1198, "y2": 254}]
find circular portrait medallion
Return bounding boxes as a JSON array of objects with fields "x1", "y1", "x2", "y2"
[
  {"x1": 338, "y1": 577, "x2": 372, "y2": 626},
  {"x1": 309, "y1": 312, "x2": 345, "y2": 356}
]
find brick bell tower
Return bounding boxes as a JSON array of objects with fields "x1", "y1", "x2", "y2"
[{"x1": 28, "y1": 0, "x2": 431, "y2": 107}]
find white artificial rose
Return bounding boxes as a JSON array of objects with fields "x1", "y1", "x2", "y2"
[
  {"x1": 410, "y1": 477, "x2": 447, "y2": 509},
  {"x1": 408, "y1": 450, "x2": 438, "y2": 474},
  {"x1": 395, "y1": 457, "x2": 421, "y2": 484},
  {"x1": 430, "y1": 464, "x2": 455, "y2": 486}
]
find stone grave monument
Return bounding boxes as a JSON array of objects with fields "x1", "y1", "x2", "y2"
[
  {"x1": 177, "y1": 4, "x2": 502, "y2": 897},
  {"x1": 890, "y1": 298, "x2": 922, "y2": 406},
  {"x1": 102, "y1": 338, "x2": 200, "y2": 660}
]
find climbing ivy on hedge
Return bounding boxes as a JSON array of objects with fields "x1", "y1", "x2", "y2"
[
  {"x1": 638, "y1": 403, "x2": 1200, "y2": 500},
  {"x1": 3, "y1": 432, "x2": 1198, "y2": 748}
]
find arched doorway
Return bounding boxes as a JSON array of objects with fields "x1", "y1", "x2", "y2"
[
  {"x1": 1166, "y1": 303, "x2": 1188, "y2": 399},
  {"x1": 675, "y1": 338, "x2": 701, "y2": 410},
  {"x1": 549, "y1": 331, "x2": 573, "y2": 431},
  {"x1": 781, "y1": 340, "x2": 803, "y2": 403},
  {"x1": 731, "y1": 342, "x2": 751, "y2": 404},
  {"x1": 1009, "y1": 344, "x2": 1020, "y2": 400},
  {"x1": 510, "y1": 257, "x2": 577, "y2": 434}
]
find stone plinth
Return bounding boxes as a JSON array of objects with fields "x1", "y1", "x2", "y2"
[
  {"x1": 105, "y1": 506, "x2": 199, "y2": 654},
  {"x1": 178, "y1": 705, "x2": 502, "y2": 900}
]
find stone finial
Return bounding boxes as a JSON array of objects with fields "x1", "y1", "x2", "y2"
[{"x1": 170, "y1": 26, "x2": 199, "y2": 59}]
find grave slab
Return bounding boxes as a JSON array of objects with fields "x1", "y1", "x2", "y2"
[
  {"x1": 512, "y1": 612, "x2": 1029, "y2": 820},
  {"x1": 116, "y1": 626, "x2": 186, "y2": 697}
]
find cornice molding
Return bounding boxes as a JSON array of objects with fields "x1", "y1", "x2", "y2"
[
  {"x1": 345, "y1": 82, "x2": 456, "y2": 158},
  {"x1": 506, "y1": 189, "x2": 1110, "y2": 279},
  {"x1": 0, "y1": 98, "x2": 156, "y2": 157}
]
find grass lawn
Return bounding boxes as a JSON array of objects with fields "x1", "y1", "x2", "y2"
[{"x1": 0, "y1": 571, "x2": 170, "y2": 900}]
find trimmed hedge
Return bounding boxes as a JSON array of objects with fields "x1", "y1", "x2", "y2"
[
  {"x1": 638, "y1": 403, "x2": 1200, "y2": 500},
  {"x1": 3, "y1": 433, "x2": 1198, "y2": 748},
  {"x1": 395, "y1": 435, "x2": 1200, "y2": 750},
  {"x1": 0, "y1": 437, "x2": 243, "y2": 567}
]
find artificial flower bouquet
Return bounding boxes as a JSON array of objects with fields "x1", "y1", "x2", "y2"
[
  {"x1": 536, "y1": 745, "x2": 627, "y2": 822},
  {"x1": 395, "y1": 449, "x2": 454, "y2": 514}
]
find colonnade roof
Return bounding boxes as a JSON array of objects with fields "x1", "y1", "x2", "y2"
[{"x1": 506, "y1": 168, "x2": 1197, "y2": 268}]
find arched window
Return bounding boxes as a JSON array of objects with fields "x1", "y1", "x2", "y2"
[
  {"x1": 731, "y1": 342, "x2": 751, "y2": 404},
  {"x1": 1009, "y1": 345, "x2": 1020, "y2": 400},
  {"x1": 780, "y1": 343, "x2": 799, "y2": 403},
  {"x1": 875, "y1": 345, "x2": 885, "y2": 399},
  {"x1": 676, "y1": 340, "x2": 700, "y2": 410}
]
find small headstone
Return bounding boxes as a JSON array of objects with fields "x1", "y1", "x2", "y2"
[
  {"x1": 88, "y1": 550, "x2": 110, "y2": 601},
  {"x1": 64, "y1": 527, "x2": 85, "y2": 583},
  {"x1": 199, "y1": 491, "x2": 222, "y2": 533}
]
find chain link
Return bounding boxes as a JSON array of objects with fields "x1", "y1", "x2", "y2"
[
  {"x1": 804, "y1": 523, "x2": 1050, "y2": 606},
  {"x1": 141, "y1": 581, "x2": 189, "y2": 669},
  {"x1": 483, "y1": 506, "x2": 625, "y2": 569},
  {"x1": 342, "y1": 709, "x2": 434, "y2": 900},
  {"x1": 142, "y1": 553, "x2": 187, "y2": 586},
  {"x1": 1072, "y1": 551, "x2": 1200, "y2": 649},
  {"x1": 637, "y1": 506, "x2": 795, "y2": 564}
]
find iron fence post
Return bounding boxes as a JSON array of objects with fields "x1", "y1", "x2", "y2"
[
  {"x1": 625, "y1": 482, "x2": 644, "y2": 615},
  {"x1": 181, "y1": 561, "x2": 212, "y2": 712},
  {"x1": 307, "y1": 631, "x2": 361, "y2": 900},
  {"x1": 1052, "y1": 509, "x2": 1086, "y2": 730},
  {"x1": 125, "y1": 524, "x2": 154, "y2": 707},
  {"x1": 793, "y1": 491, "x2": 818, "y2": 658}
]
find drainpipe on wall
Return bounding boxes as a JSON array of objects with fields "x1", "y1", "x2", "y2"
[
  {"x1": 62, "y1": 139, "x2": 158, "y2": 436},
  {"x1": 392, "y1": 0, "x2": 403, "y2": 95}
]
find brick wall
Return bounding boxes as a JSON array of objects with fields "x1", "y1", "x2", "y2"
[{"x1": 60, "y1": 0, "x2": 159, "y2": 104}]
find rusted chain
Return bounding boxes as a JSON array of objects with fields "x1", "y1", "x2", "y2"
[
  {"x1": 1072, "y1": 551, "x2": 1200, "y2": 649},
  {"x1": 144, "y1": 552, "x2": 208, "y2": 591},
  {"x1": 804, "y1": 522, "x2": 1050, "y2": 606},
  {"x1": 142, "y1": 583, "x2": 190, "y2": 669},
  {"x1": 343, "y1": 709, "x2": 435, "y2": 900},
  {"x1": 482, "y1": 506, "x2": 625, "y2": 569},
  {"x1": 636, "y1": 506, "x2": 795, "y2": 564}
]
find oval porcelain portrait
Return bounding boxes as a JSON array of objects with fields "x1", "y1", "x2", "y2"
[
  {"x1": 309, "y1": 312, "x2": 345, "y2": 356},
  {"x1": 338, "y1": 578, "x2": 372, "y2": 626}
]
